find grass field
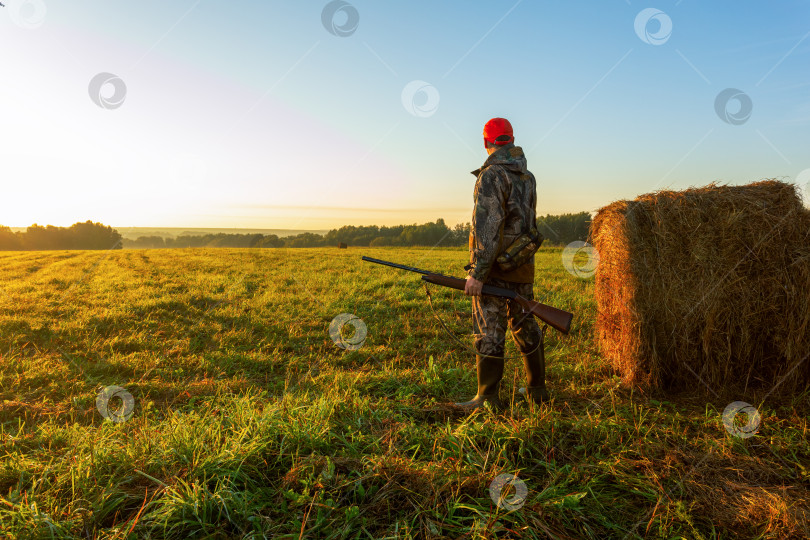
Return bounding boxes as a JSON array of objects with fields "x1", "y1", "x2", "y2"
[{"x1": 0, "y1": 246, "x2": 808, "y2": 539}]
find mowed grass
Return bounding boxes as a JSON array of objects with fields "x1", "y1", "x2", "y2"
[{"x1": 0, "y1": 246, "x2": 808, "y2": 539}]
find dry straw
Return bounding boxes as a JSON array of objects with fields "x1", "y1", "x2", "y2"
[{"x1": 592, "y1": 180, "x2": 810, "y2": 393}]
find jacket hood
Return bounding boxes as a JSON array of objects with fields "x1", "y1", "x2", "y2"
[{"x1": 471, "y1": 143, "x2": 528, "y2": 176}]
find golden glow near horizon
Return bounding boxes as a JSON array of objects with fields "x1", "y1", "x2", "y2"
[{"x1": 3, "y1": 202, "x2": 476, "y2": 231}]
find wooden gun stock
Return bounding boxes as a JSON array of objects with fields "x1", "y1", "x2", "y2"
[{"x1": 512, "y1": 296, "x2": 573, "y2": 335}]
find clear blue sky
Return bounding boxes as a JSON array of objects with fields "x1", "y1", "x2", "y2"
[{"x1": 1, "y1": 0, "x2": 808, "y2": 229}]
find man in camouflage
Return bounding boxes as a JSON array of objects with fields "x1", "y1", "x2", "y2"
[{"x1": 457, "y1": 117, "x2": 549, "y2": 411}]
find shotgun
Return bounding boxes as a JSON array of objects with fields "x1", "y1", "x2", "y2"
[{"x1": 361, "y1": 256, "x2": 573, "y2": 334}]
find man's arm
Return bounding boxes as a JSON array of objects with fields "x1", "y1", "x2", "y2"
[{"x1": 469, "y1": 168, "x2": 507, "y2": 284}]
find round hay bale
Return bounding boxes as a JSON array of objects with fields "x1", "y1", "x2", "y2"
[{"x1": 592, "y1": 179, "x2": 810, "y2": 393}]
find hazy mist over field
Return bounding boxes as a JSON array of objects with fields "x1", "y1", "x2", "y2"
[{"x1": 9, "y1": 227, "x2": 330, "y2": 240}]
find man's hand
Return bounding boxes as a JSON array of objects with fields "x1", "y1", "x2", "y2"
[{"x1": 464, "y1": 276, "x2": 484, "y2": 296}]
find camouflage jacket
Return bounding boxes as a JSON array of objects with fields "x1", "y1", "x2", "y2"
[{"x1": 468, "y1": 143, "x2": 537, "y2": 284}]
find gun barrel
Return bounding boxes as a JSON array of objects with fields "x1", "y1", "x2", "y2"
[
  {"x1": 363, "y1": 255, "x2": 574, "y2": 335},
  {"x1": 361, "y1": 256, "x2": 430, "y2": 275}
]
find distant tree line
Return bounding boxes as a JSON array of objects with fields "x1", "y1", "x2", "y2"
[
  {"x1": 123, "y1": 213, "x2": 591, "y2": 249},
  {"x1": 536, "y1": 212, "x2": 592, "y2": 246},
  {"x1": 122, "y1": 219, "x2": 467, "y2": 249},
  {"x1": 125, "y1": 233, "x2": 285, "y2": 249},
  {"x1": 0, "y1": 221, "x2": 122, "y2": 250},
  {"x1": 0, "y1": 213, "x2": 591, "y2": 251},
  {"x1": 322, "y1": 219, "x2": 467, "y2": 247}
]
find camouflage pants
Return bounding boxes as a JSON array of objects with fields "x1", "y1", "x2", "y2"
[{"x1": 472, "y1": 278, "x2": 543, "y2": 358}]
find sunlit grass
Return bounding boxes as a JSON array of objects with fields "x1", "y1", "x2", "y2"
[{"x1": 0, "y1": 247, "x2": 807, "y2": 538}]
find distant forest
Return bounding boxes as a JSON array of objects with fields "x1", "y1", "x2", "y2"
[
  {"x1": 0, "y1": 212, "x2": 590, "y2": 251},
  {"x1": 0, "y1": 221, "x2": 122, "y2": 251}
]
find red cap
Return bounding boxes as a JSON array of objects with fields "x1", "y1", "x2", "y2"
[{"x1": 483, "y1": 117, "x2": 514, "y2": 146}]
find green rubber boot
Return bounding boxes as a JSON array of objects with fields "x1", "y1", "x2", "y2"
[
  {"x1": 519, "y1": 346, "x2": 550, "y2": 404},
  {"x1": 454, "y1": 354, "x2": 505, "y2": 412}
]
